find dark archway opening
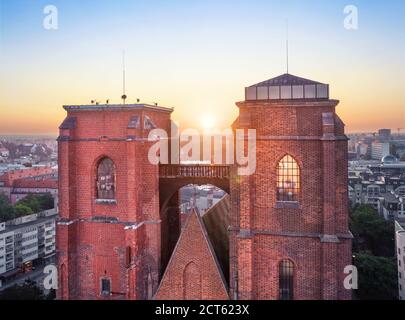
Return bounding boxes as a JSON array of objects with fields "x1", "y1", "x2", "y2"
[{"x1": 159, "y1": 181, "x2": 230, "y2": 285}]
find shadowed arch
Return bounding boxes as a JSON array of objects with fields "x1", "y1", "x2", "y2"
[{"x1": 183, "y1": 262, "x2": 201, "y2": 300}]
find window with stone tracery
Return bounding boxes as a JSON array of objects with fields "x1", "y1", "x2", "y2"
[
  {"x1": 276, "y1": 155, "x2": 300, "y2": 202},
  {"x1": 96, "y1": 157, "x2": 116, "y2": 200}
]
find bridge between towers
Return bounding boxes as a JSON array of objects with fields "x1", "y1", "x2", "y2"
[{"x1": 159, "y1": 164, "x2": 231, "y2": 194}]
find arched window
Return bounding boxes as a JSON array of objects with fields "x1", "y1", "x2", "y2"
[
  {"x1": 279, "y1": 259, "x2": 294, "y2": 300},
  {"x1": 183, "y1": 262, "x2": 201, "y2": 300},
  {"x1": 96, "y1": 157, "x2": 116, "y2": 200},
  {"x1": 276, "y1": 155, "x2": 300, "y2": 202}
]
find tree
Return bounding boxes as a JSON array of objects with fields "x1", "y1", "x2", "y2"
[
  {"x1": 353, "y1": 252, "x2": 398, "y2": 300},
  {"x1": 350, "y1": 204, "x2": 395, "y2": 257},
  {"x1": 16, "y1": 193, "x2": 54, "y2": 213},
  {"x1": 16, "y1": 194, "x2": 41, "y2": 213},
  {"x1": 0, "y1": 281, "x2": 46, "y2": 300},
  {"x1": 36, "y1": 193, "x2": 55, "y2": 211},
  {"x1": 0, "y1": 194, "x2": 15, "y2": 222},
  {"x1": 14, "y1": 203, "x2": 33, "y2": 217},
  {"x1": 0, "y1": 193, "x2": 55, "y2": 222}
]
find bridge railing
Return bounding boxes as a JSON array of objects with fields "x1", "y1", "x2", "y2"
[{"x1": 159, "y1": 164, "x2": 230, "y2": 179}]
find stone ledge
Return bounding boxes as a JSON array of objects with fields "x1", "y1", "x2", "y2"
[
  {"x1": 320, "y1": 234, "x2": 340, "y2": 243},
  {"x1": 95, "y1": 199, "x2": 117, "y2": 205},
  {"x1": 237, "y1": 229, "x2": 254, "y2": 239},
  {"x1": 275, "y1": 201, "x2": 300, "y2": 209}
]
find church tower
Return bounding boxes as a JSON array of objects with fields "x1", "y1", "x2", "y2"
[
  {"x1": 229, "y1": 74, "x2": 352, "y2": 300},
  {"x1": 57, "y1": 103, "x2": 172, "y2": 299}
]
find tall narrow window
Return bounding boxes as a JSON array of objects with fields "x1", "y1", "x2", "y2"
[
  {"x1": 96, "y1": 158, "x2": 116, "y2": 200},
  {"x1": 279, "y1": 259, "x2": 294, "y2": 300},
  {"x1": 276, "y1": 155, "x2": 300, "y2": 202}
]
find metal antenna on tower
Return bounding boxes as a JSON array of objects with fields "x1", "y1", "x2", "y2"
[
  {"x1": 286, "y1": 19, "x2": 289, "y2": 74},
  {"x1": 121, "y1": 50, "x2": 127, "y2": 104}
]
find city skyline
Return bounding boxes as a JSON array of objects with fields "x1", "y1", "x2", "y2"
[{"x1": 0, "y1": 0, "x2": 404, "y2": 134}]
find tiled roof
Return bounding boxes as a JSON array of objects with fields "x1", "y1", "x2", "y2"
[{"x1": 13, "y1": 177, "x2": 57, "y2": 189}]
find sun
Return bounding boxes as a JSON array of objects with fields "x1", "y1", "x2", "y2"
[{"x1": 201, "y1": 115, "x2": 216, "y2": 131}]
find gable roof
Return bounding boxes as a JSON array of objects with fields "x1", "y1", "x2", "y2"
[
  {"x1": 154, "y1": 209, "x2": 229, "y2": 300},
  {"x1": 201, "y1": 195, "x2": 230, "y2": 284}
]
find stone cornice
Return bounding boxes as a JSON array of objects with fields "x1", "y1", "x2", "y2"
[
  {"x1": 229, "y1": 226, "x2": 353, "y2": 240},
  {"x1": 63, "y1": 103, "x2": 173, "y2": 114}
]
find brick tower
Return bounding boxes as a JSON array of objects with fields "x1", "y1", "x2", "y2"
[
  {"x1": 57, "y1": 104, "x2": 172, "y2": 299},
  {"x1": 57, "y1": 73, "x2": 352, "y2": 300},
  {"x1": 229, "y1": 74, "x2": 352, "y2": 300}
]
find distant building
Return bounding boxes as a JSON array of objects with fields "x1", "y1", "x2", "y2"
[
  {"x1": 356, "y1": 143, "x2": 369, "y2": 158},
  {"x1": 0, "y1": 166, "x2": 57, "y2": 204},
  {"x1": 9, "y1": 175, "x2": 58, "y2": 205},
  {"x1": 348, "y1": 151, "x2": 357, "y2": 161},
  {"x1": 380, "y1": 193, "x2": 405, "y2": 220},
  {"x1": 0, "y1": 148, "x2": 9, "y2": 158},
  {"x1": 371, "y1": 142, "x2": 390, "y2": 160},
  {"x1": 0, "y1": 223, "x2": 14, "y2": 276},
  {"x1": 0, "y1": 209, "x2": 57, "y2": 288},
  {"x1": 180, "y1": 185, "x2": 226, "y2": 214},
  {"x1": 349, "y1": 158, "x2": 405, "y2": 219},
  {"x1": 379, "y1": 129, "x2": 392, "y2": 142}
]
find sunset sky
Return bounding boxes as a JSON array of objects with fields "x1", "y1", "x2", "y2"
[{"x1": 0, "y1": 0, "x2": 404, "y2": 135}]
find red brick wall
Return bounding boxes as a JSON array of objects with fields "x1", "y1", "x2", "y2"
[{"x1": 230, "y1": 99, "x2": 352, "y2": 300}]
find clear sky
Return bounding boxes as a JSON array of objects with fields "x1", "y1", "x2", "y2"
[{"x1": 0, "y1": 0, "x2": 404, "y2": 134}]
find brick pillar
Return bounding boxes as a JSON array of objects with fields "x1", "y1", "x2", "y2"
[
  {"x1": 237, "y1": 174, "x2": 254, "y2": 300},
  {"x1": 58, "y1": 133, "x2": 73, "y2": 220},
  {"x1": 320, "y1": 112, "x2": 338, "y2": 300},
  {"x1": 237, "y1": 234, "x2": 253, "y2": 300},
  {"x1": 125, "y1": 139, "x2": 137, "y2": 220},
  {"x1": 141, "y1": 141, "x2": 162, "y2": 298},
  {"x1": 124, "y1": 227, "x2": 138, "y2": 299},
  {"x1": 56, "y1": 223, "x2": 70, "y2": 300},
  {"x1": 57, "y1": 129, "x2": 74, "y2": 300},
  {"x1": 144, "y1": 222, "x2": 161, "y2": 297}
]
